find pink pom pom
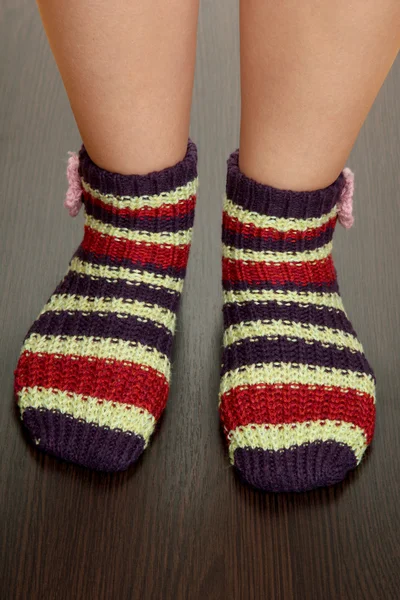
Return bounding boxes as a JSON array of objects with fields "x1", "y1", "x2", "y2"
[
  {"x1": 64, "y1": 151, "x2": 83, "y2": 217},
  {"x1": 337, "y1": 167, "x2": 354, "y2": 229}
]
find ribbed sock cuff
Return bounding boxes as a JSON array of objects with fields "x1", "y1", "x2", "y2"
[
  {"x1": 226, "y1": 148, "x2": 345, "y2": 219},
  {"x1": 78, "y1": 137, "x2": 198, "y2": 197}
]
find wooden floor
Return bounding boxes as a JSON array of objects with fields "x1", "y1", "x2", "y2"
[{"x1": 1, "y1": 3, "x2": 399, "y2": 599}]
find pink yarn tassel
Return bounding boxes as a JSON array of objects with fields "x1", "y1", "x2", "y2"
[
  {"x1": 337, "y1": 167, "x2": 354, "y2": 229},
  {"x1": 64, "y1": 151, "x2": 83, "y2": 217}
]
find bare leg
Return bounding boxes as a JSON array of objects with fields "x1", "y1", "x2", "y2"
[
  {"x1": 37, "y1": 0, "x2": 199, "y2": 173},
  {"x1": 239, "y1": 0, "x2": 400, "y2": 190}
]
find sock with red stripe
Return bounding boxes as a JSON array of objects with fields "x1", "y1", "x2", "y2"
[
  {"x1": 219, "y1": 149, "x2": 376, "y2": 492},
  {"x1": 14, "y1": 139, "x2": 198, "y2": 471}
]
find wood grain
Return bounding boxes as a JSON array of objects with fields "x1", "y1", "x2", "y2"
[{"x1": 1, "y1": 2, "x2": 399, "y2": 599}]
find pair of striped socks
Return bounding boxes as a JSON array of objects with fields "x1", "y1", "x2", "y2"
[{"x1": 14, "y1": 138, "x2": 376, "y2": 492}]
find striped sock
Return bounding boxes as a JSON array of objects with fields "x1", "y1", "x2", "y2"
[
  {"x1": 219, "y1": 149, "x2": 376, "y2": 492},
  {"x1": 14, "y1": 138, "x2": 198, "y2": 471}
]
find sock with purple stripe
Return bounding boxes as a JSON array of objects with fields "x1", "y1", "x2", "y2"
[
  {"x1": 14, "y1": 139, "x2": 198, "y2": 471},
  {"x1": 219, "y1": 149, "x2": 376, "y2": 492}
]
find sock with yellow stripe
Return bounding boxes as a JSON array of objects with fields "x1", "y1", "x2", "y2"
[
  {"x1": 219, "y1": 149, "x2": 376, "y2": 492},
  {"x1": 14, "y1": 138, "x2": 198, "y2": 471}
]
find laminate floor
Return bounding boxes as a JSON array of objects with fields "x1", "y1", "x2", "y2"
[{"x1": 1, "y1": 3, "x2": 399, "y2": 599}]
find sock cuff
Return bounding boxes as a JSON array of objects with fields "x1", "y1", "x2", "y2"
[
  {"x1": 226, "y1": 148, "x2": 346, "y2": 220},
  {"x1": 78, "y1": 137, "x2": 198, "y2": 198}
]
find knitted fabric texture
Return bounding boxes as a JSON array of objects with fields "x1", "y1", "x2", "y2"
[
  {"x1": 219, "y1": 149, "x2": 376, "y2": 492},
  {"x1": 14, "y1": 139, "x2": 198, "y2": 471}
]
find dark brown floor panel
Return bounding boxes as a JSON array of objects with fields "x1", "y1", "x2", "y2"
[{"x1": 1, "y1": 3, "x2": 399, "y2": 599}]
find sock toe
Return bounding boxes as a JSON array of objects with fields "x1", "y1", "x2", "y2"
[
  {"x1": 233, "y1": 441, "x2": 358, "y2": 492},
  {"x1": 22, "y1": 406, "x2": 146, "y2": 471}
]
